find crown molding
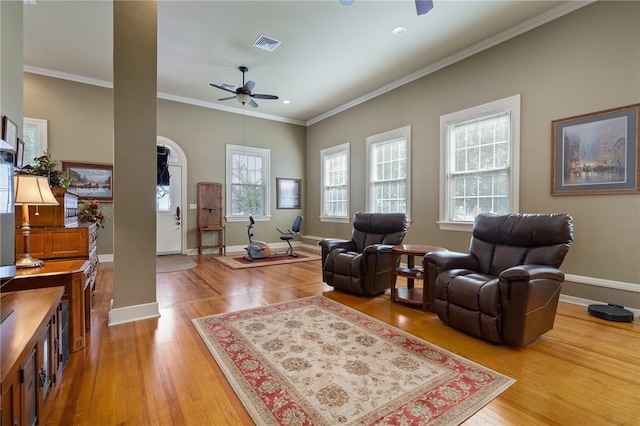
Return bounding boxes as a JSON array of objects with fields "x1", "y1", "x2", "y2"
[
  {"x1": 23, "y1": 1, "x2": 595, "y2": 128},
  {"x1": 306, "y1": 0, "x2": 596, "y2": 126},
  {"x1": 23, "y1": 65, "x2": 305, "y2": 126}
]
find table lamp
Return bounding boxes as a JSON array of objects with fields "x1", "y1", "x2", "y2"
[{"x1": 14, "y1": 175, "x2": 59, "y2": 268}]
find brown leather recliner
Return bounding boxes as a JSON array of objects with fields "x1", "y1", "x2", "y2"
[
  {"x1": 424, "y1": 213, "x2": 573, "y2": 347},
  {"x1": 319, "y1": 212, "x2": 408, "y2": 295}
]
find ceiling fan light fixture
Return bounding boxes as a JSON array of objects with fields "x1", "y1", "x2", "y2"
[{"x1": 236, "y1": 93, "x2": 251, "y2": 104}]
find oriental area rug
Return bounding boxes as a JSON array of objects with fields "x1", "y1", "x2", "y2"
[
  {"x1": 212, "y1": 251, "x2": 321, "y2": 269},
  {"x1": 192, "y1": 296, "x2": 515, "y2": 425}
]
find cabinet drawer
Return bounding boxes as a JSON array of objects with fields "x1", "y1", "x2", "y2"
[{"x1": 15, "y1": 226, "x2": 92, "y2": 260}]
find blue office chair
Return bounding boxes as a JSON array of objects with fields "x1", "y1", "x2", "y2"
[{"x1": 277, "y1": 216, "x2": 303, "y2": 257}]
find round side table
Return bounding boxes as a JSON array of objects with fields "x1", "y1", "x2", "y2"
[{"x1": 390, "y1": 244, "x2": 447, "y2": 310}]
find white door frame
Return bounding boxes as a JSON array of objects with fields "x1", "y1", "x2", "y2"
[{"x1": 157, "y1": 136, "x2": 187, "y2": 254}]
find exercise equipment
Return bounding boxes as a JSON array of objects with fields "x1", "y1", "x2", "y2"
[
  {"x1": 277, "y1": 215, "x2": 303, "y2": 257},
  {"x1": 244, "y1": 216, "x2": 272, "y2": 261},
  {"x1": 243, "y1": 215, "x2": 304, "y2": 261}
]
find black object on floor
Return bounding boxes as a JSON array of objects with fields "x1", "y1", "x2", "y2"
[{"x1": 588, "y1": 304, "x2": 634, "y2": 322}]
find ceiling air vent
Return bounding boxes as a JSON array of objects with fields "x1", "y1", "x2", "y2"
[{"x1": 253, "y1": 35, "x2": 281, "y2": 52}]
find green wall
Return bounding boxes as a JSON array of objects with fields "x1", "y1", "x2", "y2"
[{"x1": 305, "y1": 1, "x2": 640, "y2": 307}]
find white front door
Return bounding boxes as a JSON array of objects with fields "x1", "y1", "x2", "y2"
[{"x1": 156, "y1": 164, "x2": 182, "y2": 254}]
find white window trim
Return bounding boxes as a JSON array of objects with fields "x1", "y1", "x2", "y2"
[
  {"x1": 225, "y1": 144, "x2": 271, "y2": 222},
  {"x1": 438, "y1": 94, "x2": 520, "y2": 232},
  {"x1": 365, "y1": 125, "x2": 412, "y2": 221},
  {"x1": 23, "y1": 117, "x2": 48, "y2": 158},
  {"x1": 320, "y1": 142, "x2": 350, "y2": 223}
]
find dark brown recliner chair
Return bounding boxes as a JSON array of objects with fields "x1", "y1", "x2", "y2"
[
  {"x1": 319, "y1": 212, "x2": 408, "y2": 295},
  {"x1": 424, "y1": 213, "x2": 573, "y2": 347}
]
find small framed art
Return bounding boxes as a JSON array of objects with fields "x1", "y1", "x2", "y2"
[{"x1": 276, "y1": 178, "x2": 301, "y2": 209}]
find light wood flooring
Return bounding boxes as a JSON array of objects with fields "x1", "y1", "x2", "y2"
[{"x1": 46, "y1": 253, "x2": 640, "y2": 425}]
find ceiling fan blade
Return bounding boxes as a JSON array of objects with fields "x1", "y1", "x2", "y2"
[
  {"x1": 252, "y1": 94, "x2": 279, "y2": 100},
  {"x1": 244, "y1": 80, "x2": 255, "y2": 93},
  {"x1": 248, "y1": 99, "x2": 259, "y2": 108},
  {"x1": 209, "y1": 83, "x2": 236, "y2": 94},
  {"x1": 217, "y1": 96, "x2": 235, "y2": 101},
  {"x1": 415, "y1": 0, "x2": 433, "y2": 15}
]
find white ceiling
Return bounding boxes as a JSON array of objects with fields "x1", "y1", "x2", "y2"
[{"x1": 23, "y1": 1, "x2": 590, "y2": 126}]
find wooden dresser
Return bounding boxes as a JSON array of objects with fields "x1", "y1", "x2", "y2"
[
  {"x1": 1, "y1": 287, "x2": 65, "y2": 426},
  {"x1": 15, "y1": 223, "x2": 99, "y2": 291},
  {"x1": 14, "y1": 188, "x2": 99, "y2": 292}
]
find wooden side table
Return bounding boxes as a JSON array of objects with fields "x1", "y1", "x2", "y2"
[{"x1": 390, "y1": 244, "x2": 447, "y2": 310}]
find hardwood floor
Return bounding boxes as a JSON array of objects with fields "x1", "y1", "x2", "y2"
[{"x1": 46, "y1": 253, "x2": 640, "y2": 425}]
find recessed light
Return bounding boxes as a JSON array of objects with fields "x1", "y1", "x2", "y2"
[
  {"x1": 393, "y1": 26, "x2": 406, "y2": 35},
  {"x1": 283, "y1": 100, "x2": 290, "y2": 104}
]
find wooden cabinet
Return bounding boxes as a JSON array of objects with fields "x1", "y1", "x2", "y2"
[
  {"x1": 197, "y1": 182, "x2": 225, "y2": 255},
  {"x1": 1, "y1": 287, "x2": 64, "y2": 426},
  {"x1": 15, "y1": 223, "x2": 99, "y2": 291}
]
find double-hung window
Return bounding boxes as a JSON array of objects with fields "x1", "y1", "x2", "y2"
[
  {"x1": 226, "y1": 144, "x2": 270, "y2": 221},
  {"x1": 22, "y1": 117, "x2": 48, "y2": 166},
  {"x1": 320, "y1": 143, "x2": 350, "y2": 222},
  {"x1": 439, "y1": 95, "x2": 520, "y2": 231},
  {"x1": 366, "y1": 125, "x2": 411, "y2": 218}
]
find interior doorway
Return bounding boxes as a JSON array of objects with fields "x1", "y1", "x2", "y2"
[{"x1": 156, "y1": 136, "x2": 187, "y2": 255}]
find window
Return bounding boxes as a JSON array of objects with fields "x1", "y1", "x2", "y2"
[
  {"x1": 366, "y1": 125, "x2": 411, "y2": 219},
  {"x1": 226, "y1": 144, "x2": 270, "y2": 221},
  {"x1": 22, "y1": 117, "x2": 48, "y2": 166},
  {"x1": 439, "y1": 94, "x2": 520, "y2": 231},
  {"x1": 320, "y1": 143, "x2": 350, "y2": 222}
]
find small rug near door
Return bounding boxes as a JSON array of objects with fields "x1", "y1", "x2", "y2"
[
  {"x1": 156, "y1": 255, "x2": 196, "y2": 273},
  {"x1": 212, "y1": 251, "x2": 321, "y2": 269},
  {"x1": 193, "y1": 296, "x2": 515, "y2": 425}
]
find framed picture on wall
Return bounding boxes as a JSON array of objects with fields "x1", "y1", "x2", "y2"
[
  {"x1": 551, "y1": 104, "x2": 640, "y2": 195},
  {"x1": 62, "y1": 161, "x2": 113, "y2": 201},
  {"x1": 276, "y1": 178, "x2": 301, "y2": 209},
  {"x1": 15, "y1": 138, "x2": 25, "y2": 168},
  {"x1": 2, "y1": 115, "x2": 17, "y2": 149}
]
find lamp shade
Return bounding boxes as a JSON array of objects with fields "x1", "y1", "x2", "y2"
[{"x1": 14, "y1": 175, "x2": 59, "y2": 206}]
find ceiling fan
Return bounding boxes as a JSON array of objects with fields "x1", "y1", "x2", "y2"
[
  {"x1": 210, "y1": 66, "x2": 279, "y2": 108},
  {"x1": 340, "y1": 0, "x2": 433, "y2": 16}
]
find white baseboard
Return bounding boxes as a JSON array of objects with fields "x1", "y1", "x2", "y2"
[
  {"x1": 565, "y1": 273, "x2": 639, "y2": 293},
  {"x1": 559, "y1": 294, "x2": 640, "y2": 319},
  {"x1": 108, "y1": 299, "x2": 160, "y2": 326}
]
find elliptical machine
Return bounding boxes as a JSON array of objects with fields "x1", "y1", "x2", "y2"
[{"x1": 243, "y1": 216, "x2": 272, "y2": 261}]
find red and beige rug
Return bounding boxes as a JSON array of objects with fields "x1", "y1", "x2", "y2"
[
  {"x1": 193, "y1": 296, "x2": 515, "y2": 425},
  {"x1": 212, "y1": 251, "x2": 321, "y2": 269}
]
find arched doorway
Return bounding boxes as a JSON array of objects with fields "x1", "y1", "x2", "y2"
[{"x1": 156, "y1": 136, "x2": 187, "y2": 254}]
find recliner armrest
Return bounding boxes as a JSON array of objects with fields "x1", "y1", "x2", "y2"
[
  {"x1": 424, "y1": 251, "x2": 478, "y2": 272},
  {"x1": 500, "y1": 264, "x2": 565, "y2": 282},
  {"x1": 318, "y1": 238, "x2": 355, "y2": 252},
  {"x1": 363, "y1": 244, "x2": 393, "y2": 255}
]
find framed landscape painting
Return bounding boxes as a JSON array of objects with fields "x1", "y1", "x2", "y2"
[
  {"x1": 551, "y1": 104, "x2": 640, "y2": 195},
  {"x1": 62, "y1": 161, "x2": 113, "y2": 201}
]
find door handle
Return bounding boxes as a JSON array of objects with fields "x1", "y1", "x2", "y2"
[{"x1": 175, "y1": 206, "x2": 181, "y2": 221}]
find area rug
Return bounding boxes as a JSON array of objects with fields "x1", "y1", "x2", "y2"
[
  {"x1": 212, "y1": 251, "x2": 321, "y2": 269},
  {"x1": 193, "y1": 296, "x2": 515, "y2": 425},
  {"x1": 156, "y1": 255, "x2": 197, "y2": 273}
]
